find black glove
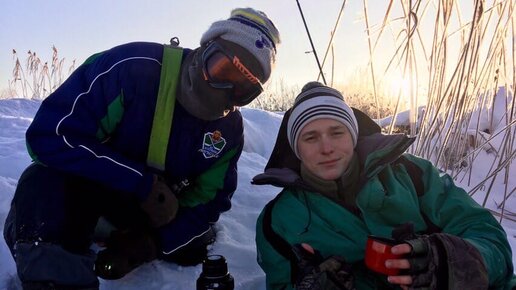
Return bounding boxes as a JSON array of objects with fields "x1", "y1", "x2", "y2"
[
  {"x1": 292, "y1": 243, "x2": 355, "y2": 290},
  {"x1": 95, "y1": 230, "x2": 157, "y2": 280},
  {"x1": 391, "y1": 224, "x2": 488, "y2": 289},
  {"x1": 140, "y1": 175, "x2": 178, "y2": 228}
]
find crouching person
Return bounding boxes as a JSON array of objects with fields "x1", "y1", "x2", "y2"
[{"x1": 4, "y1": 7, "x2": 280, "y2": 290}]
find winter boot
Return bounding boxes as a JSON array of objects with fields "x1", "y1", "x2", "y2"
[{"x1": 94, "y1": 230, "x2": 158, "y2": 280}]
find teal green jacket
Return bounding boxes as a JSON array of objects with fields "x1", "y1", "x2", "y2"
[{"x1": 255, "y1": 133, "x2": 514, "y2": 290}]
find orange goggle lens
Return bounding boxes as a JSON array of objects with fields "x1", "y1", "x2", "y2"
[{"x1": 202, "y1": 42, "x2": 263, "y2": 106}]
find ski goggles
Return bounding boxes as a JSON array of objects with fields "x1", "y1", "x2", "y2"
[{"x1": 201, "y1": 41, "x2": 264, "y2": 106}]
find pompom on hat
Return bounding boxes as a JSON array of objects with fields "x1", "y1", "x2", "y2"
[
  {"x1": 200, "y1": 7, "x2": 280, "y2": 83},
  {"x1": 287, "y1": 82, "x2": 359, "y2": 159}
]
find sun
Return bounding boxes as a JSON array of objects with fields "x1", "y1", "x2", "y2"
[{"x1": 389, "y1": 75, "x2": 411, "y2": 99}]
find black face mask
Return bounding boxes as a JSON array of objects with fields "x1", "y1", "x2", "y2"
[{"x1": 177, "y1": 48, "x2": 235, "y2": 121}]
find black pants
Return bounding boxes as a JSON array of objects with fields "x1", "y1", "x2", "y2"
[{"x1": 4, "y1": 163, "x2": 151, "y2": 287}]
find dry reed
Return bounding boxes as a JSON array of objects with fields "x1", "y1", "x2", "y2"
[
  {"x1": 8, "y1": 46, "x2": 75, "y2": 99},
  {"x1": 361, "y1": 0, "x2": 515, "y2": 222}
]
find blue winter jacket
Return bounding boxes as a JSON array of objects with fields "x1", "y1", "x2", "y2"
[{"x1": 25, "y1": 42, "x2": 244, "y2": 255}]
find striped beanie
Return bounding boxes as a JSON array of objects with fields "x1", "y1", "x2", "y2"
[
  {"x1": 200, "y1": 7, "x2": 280, "y2": 83},
  {"x1": 287, "y1": 82, "x2": 359, "y2": 158}
]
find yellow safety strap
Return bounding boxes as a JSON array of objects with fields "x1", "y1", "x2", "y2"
[{"x1": 146, "y1": 46, "x2": 182, "y2": 170}]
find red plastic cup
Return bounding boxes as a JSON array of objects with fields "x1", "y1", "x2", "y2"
[{"x1": 365, "y1": 235, "x2": 404, "y2": 276}]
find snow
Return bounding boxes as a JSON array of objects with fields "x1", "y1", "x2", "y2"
[{"x1": 0, "y1": 98, "x2": 514, "y2": 289}]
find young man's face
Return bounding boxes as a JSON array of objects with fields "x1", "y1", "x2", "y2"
[{"x1": 297, "y1": 118, "x2": 354, "y2": 180}]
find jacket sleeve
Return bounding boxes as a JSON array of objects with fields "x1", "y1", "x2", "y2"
[
  {"x1": 158, "y1": 138, "x2": 244, "y2": 255},
  {"x1": 406, "y1": 154, "x2": 514, "y2": 288},
  {"x1": 25, "y1": 45, "x2": 156, "y2": 199}
]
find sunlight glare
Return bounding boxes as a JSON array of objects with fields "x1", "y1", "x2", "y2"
[{"x1": 390, "y1": 75, "x2": 411, "y2": 100}]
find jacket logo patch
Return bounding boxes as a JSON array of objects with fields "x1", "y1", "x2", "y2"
[{"x1": 199, "y1": 130, "x2": 226, "y2": 159}]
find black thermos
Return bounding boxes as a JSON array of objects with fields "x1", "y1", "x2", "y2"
[{"x1": 196, "y1": 255, "x2": 234, "y2": 290}]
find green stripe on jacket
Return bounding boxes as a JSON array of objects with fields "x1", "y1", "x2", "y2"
[{"x1": 179, "y1": 148, "x2": 238, "y2": 207}]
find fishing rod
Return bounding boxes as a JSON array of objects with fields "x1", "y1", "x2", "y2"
[
  {"x1": 317, "y1": 0, "x2": 347, "y2": 83},
  {"x1": 295, "y1": 0, "x2": 327, "y2": 85}
]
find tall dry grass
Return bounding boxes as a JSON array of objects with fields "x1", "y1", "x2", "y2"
[
  {"x1": 358, "y1": 0, "x2": 515, "y2": 221},
  {"x1": 248, "y1": 78, "x2": 300, "y2": 112},
  {"x1": 8, "y1": 46, "x2": 75, "y2": 99}
]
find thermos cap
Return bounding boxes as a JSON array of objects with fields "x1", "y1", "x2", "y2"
[{"x1": 201, "y1": 255, "x2": 229, "y2": 278}]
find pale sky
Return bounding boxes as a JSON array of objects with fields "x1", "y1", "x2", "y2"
[
  {"x1": 1, "y1": 0, "x2": 490, "y2": 100},
  {"x1": 0, "y1": 0, "x2": 394, "y2": 95}
]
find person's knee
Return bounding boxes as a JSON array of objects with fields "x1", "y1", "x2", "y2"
[
  {"x1": 9, "y1": 163, "x2": 97, "y2": 250},
  {"x1": 14, "y1": 241, "x2": 98, "y2": 287}
]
